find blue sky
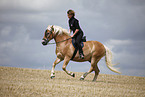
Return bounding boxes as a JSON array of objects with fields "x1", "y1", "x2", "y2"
[{"x1": 0, "y1": 0, "x2": 145, "y2": 77}]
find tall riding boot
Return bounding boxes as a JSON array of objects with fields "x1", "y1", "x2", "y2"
[{"x1": 79, "y1": 47, "x2": 84, "y2": 59}]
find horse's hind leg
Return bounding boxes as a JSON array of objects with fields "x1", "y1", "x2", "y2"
[
  {"x1": 80, "y1": 57, "x2": 99, "y2": 81},
  {"x1": 51, "y1": 57, "x2": 62, "y2": 79},
  {"x1": 92, "y1": 64, "x2": 100, "y2": 82},
  {"x1": 80, "y1": 67, "x2": 93, "y2": 80}
]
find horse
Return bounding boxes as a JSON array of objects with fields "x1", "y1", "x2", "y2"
[{"x1": 42, "y1": 25, "x2": 121, "y2": 81}]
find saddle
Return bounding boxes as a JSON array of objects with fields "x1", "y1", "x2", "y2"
[{"x1": 71, "y1": 36, "x2": 86, "y2": 60}]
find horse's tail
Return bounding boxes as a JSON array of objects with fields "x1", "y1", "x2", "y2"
[{"x1": 104, "y1": 45, "x2": 121, "y2": 74}]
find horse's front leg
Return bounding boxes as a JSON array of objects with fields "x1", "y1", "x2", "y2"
[
  {"x1": 62, "y1": 57, "x2": 75, "y2": 77},
  {"x1": 51, "y1": 57, "x2": 62, "y2": 79}
]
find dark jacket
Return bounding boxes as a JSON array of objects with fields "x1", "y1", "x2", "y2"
[{"x1": 69, "y1": 17, "x2": 83, "y2": 36}]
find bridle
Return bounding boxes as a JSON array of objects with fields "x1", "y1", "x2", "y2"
[
  {"x1": 42, "y1": 28, "x2": 72, "y2": 45},
  {"x1": 45, "y1": 29, "x2": 54, "y2": 40},
  {"x1": 42, "y1": 29, "x2": 53, "y2": 44}
]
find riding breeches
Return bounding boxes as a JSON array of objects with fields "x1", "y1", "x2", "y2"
[{"x1": 74, "y1": 32, "x2": 84, "y2": 54}]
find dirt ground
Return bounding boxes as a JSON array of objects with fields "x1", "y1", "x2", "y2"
[{"x1": 0, "y1": 66, "x2": 145, "y2": 97}]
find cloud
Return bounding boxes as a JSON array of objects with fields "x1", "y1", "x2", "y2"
[
  {"x1": 0, "y1": 25, "x2": 51, "y2": 68},
  {"x1": 0, "y1": 26, "x2": 11, "y2": 36},
  {"x1": 105, "y1": 39, "x2": 145, "y2": 76},
  {"x1": 0, "y1": 0, "x2": 78, "y2": 14},
  {"x1": 79, "y1": 0, "x2": 145, "y2": 41}
]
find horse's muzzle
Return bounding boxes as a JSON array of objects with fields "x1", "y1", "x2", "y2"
[{"x1": 42, "y1": 39, "x2": 49, "y2": 46}]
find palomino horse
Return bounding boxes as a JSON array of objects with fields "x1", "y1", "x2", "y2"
[{"x1": 42, "y1": 25, "x2": 121, "y2": 81}]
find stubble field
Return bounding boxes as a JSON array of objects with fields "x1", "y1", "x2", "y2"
[{"x1": 0, "y1": 66, "x2": 145, "y2": 97}]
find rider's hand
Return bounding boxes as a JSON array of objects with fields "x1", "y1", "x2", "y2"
[{"x1": 71, "y1": 35, "x2": 74, "y2": 38}]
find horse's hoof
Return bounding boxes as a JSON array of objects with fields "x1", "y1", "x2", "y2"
[
  {"x1": 51, "y1": 76, "x2": 55, "y2": 79},
  {"x1": 72, "y1": 73, "x2": 75, "y2": 77},
  {"x1": 80, "y1": 78, "x2": 84, "y2": 81},
  {"x1": 71, "y1": 73, "x2": 75, "y2": 77}
]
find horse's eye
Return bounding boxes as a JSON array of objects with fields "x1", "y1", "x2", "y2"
[
  {"x1": 47, "y1": 33, "x2": 49, "y2": 35},
  {"x1": 45, "y1": 30, "x2": 49, "y2": 36},
  {"x1": 45, "y1": 32, "x2": 50, "y2": 37}
]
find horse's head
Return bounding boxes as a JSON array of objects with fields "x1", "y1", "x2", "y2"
[{"x1": 42, "y1": 25, "x2": 54, "y2": 45}]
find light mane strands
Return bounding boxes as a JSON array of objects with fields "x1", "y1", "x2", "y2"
[{"x1": 47, "y1": 25, "x2": 70, "y2": 36}]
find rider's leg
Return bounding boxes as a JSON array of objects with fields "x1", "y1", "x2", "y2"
[{"x1": 75, "y1": 33, "x2": 84, "y2": 59}]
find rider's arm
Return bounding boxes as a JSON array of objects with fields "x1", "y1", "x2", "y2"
[
  {"x1": 71, "y1": 29, "x2": 79, "y2": 37},
  {"x1": 71, "y1": 19, "x2": 80, "y2": 37}
]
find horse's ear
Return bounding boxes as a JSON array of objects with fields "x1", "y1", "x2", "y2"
[{"x1": 51, "y1": 25, "x2": 54, "y2": 31}]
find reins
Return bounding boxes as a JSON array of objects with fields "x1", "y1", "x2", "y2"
[{"x1": 47, "y1": 37, "x2": 72, "y2": 45}]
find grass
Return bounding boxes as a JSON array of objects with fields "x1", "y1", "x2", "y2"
[{"x1": 0, "y1": 66, "x2": 145, "y2": 97}]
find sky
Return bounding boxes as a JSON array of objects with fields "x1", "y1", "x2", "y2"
[{"x1": 0, "y1": 0, "x2": 145, "y2": 77}]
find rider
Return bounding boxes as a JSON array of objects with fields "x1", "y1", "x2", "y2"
[{"x1": 67, "y1": 9, "x2": 84, "y2": 59}]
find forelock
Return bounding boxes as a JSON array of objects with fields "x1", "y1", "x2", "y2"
[{"x1": 46, "y1": 25, "x2": 52, "y2": 31}]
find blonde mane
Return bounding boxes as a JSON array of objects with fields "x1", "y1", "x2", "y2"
[{"x1": 47, "y1": 25, "x2": 70, "y2": 36}]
